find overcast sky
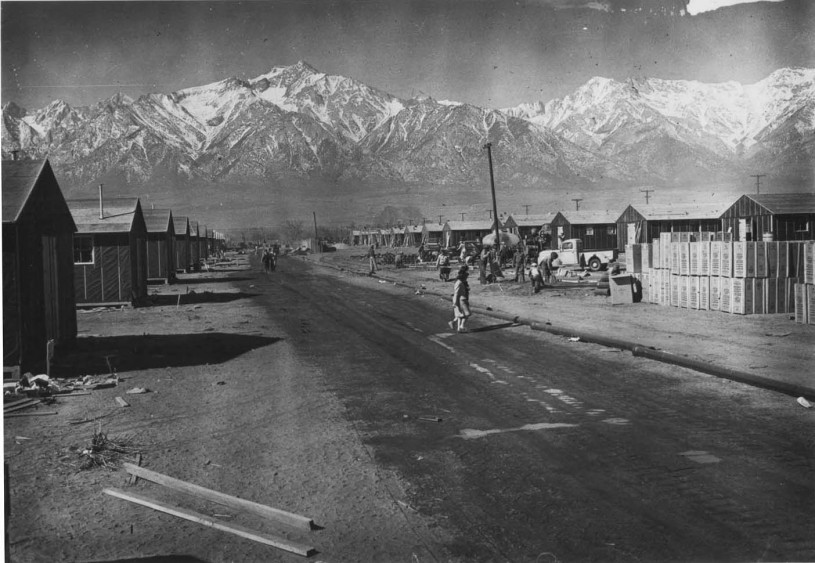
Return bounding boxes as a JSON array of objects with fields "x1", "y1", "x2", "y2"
[{"x1": 1, "y1": 0, "x2": 811, "y2": 111}]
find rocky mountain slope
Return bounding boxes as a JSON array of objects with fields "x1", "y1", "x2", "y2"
[{"x1": 2, "y1": 63, "x2": 813, "y2": 223}]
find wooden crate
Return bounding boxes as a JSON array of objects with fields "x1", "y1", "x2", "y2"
[
  {"x1": 794, "y1": 283, "x2": 808, "y2": 324},
  {"x1": 689, "y1": 242, "x2": 700, "y2": 276},
  {"x1": 765, "y1": 278, "x2": 778, "y2": 314},
  {"x1": 732, "y1": 242, "x2": 754, "y2": 278},
  {"x1": 679, "y1": 243, "x2": 690, "y2": 276},
  {"x1": 808, "y1": 284, "x2": 815, "y2": 325},
  {"x1": 766, "y1": 242, "x2": 779, "y2": 278},
  {"x1": 689, "y1": 276, "x2": 700, "y2": 309},
  {"x1": 720, "y1": 278, "x2": 732, "y2": 313},
  {"x1": 699, "y1": 276, "x2": 710, "y2": 310},
  {"x1": 709, "y1": 276, "x2": 721, "y2": 311},
  {"x1": 710, "y1": 241, "x2": 721, "y2": 277},
  {"x1": 720, "y1": 242, "x2": 733, "y2": 278},
  {"x1": 699, "y1": 241, "x2": 710, "y2": 277},
  {"x1": 754, "y1": 241, "x2": 767, "y2": 278},
  {"x1": 670, "y1": 274, "x2": 680, "y2": 307},
  {"x1": 731, "y1": 278, "x2": 752, "y2": 315},
  {"x1": 752, "y1": 278, "x2": 765, "y2": 315}
]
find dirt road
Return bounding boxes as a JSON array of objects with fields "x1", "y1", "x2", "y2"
[{"x1": 4, "y1": 252, "x2": 814, "y2": 562}]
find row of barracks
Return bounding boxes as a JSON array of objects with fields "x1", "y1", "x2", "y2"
[
  {"x1": 2, "y1": 158, "x2": 226, "y2": 374},
  {"x1": 353, "y1": 194, "x2": 815, "y2": 251}
]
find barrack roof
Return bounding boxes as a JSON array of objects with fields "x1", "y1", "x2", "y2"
[
  {"x1": 66, "y1": 197, "x2": 141, "y2": 233},
  {"x1": 746, "y1": 193, "x2": 815, "y2": 214},
  {"x1": 142, "y1": 208, "x2": 173, "y2": 233},
  {"x1": 555, "y1": 209, "x2": 619, "y2": 224},
  {"x1": 173, "y1": 216, "x2": 189, "y2": 236}
]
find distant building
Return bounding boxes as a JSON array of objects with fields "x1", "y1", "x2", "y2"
[
  {"x1": 173, "y1": 216, "x2": 191, "y2": 273},
  {"x1": 189, "y1": 221, "x2": 201, "y2": 272},
  {"x1": 720, "y1": 193, "x2": 815, "y2": 242},
  {"x1": 443, "y1": 220, "x2": 498, "y2": 247},
  {"x1": 3, "y1": 158, "x2": 78, "y2": 373},
  {"x1": 502, "y1": 213, "x2": 557, "y2": 242},
  {"x1": 66, "y1": 195, "x2": 148, "y2": 307},
  {"x1": 616, "y1": 202, "x2": 726, "y2": 249},
  {"x1": 550, "y1": 210, "x2": 619, "y2": 251},
  {"x1": 421, "y1": 222, "x2": 446, "y2": 245},
  {"x1": 142, "y1": 208, "x2": 176, "y2": 284},
  {"x1": 402, "y1": 225, "x2": 423, "y2": 247}
]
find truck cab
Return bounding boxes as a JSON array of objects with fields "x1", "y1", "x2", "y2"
[{"x1": 557, "y1": 239, "x2": 583, "y2": 267}]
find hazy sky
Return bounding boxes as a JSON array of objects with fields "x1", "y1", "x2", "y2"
[{"x1": 1, "y1": 0, "x2": 811, "y2": 111}]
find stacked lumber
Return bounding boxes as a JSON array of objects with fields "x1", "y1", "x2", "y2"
[{"x1": 626, "y1": 234, "x2": 814, "y2": 321}]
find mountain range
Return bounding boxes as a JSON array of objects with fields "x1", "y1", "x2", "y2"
[{"x1": 2, "y1": 62, "x2": 814, "y2": 225}]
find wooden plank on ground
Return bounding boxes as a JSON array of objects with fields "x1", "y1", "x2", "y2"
[
  {"x1": 121, "y1": 462, "x2": 313, "y2": 531},
  {"x1": 102, "y1": 488, "x2": 315, "y2": 557},
  {"x1": 5, "y1": 412, "x2": 57, "y2": 418},
  {"x1": 3, "y1": 400, "x2": 40, "y2": 414},
  {"x1": 115, "y1": 396, "x2": 130, "y2": 408},
  {"x1": 129, "y1": 454, "x2": 142, "y2": 486}
]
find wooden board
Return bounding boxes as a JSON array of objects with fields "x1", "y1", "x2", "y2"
[
  {"x1": 121, "y1": 463, "x2": 313, "y2": 531},
  {"x1": 103, "y1": 488, "x2": 315, "y2": 557}
]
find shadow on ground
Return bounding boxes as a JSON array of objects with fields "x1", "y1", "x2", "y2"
[
  {"x1": 82, "y1": 557, "x2": 210, "y2": 563},
  {"x1": 53, "y1": 333, "x2": 281, "y2": 377},
  {"x1": 173, "y1": 276, "x2": 255, "y2": 284},
  {"x1": 144, "y1": 291, "x2": 258, "y2": 307}
]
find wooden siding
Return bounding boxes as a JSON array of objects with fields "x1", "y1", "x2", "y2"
[
  {"x1": 146, "y1": 232, "x2": 174, "y2": 282},
  {"x1": 175, "y1": 237, "x2": 190, "y2": 272},
  {"x1": 74, "y1": 233, "x2": 140, "y2": 305}
]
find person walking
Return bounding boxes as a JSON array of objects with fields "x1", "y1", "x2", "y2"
[
  {"x1": 513, "y1": 246, "x2": 527, "y2": 282},
  {"x1": 449, "y1": 266, "x2": 471, "y2": 333},
  {"x1": 367, "y1": 244, "x2": 378, "y2": 275},
  {"x1": 262, "y1": 249, "x2": 272, "y2": 273},
  {"x1": 436, "y1": 251, "x2": 452, "y2": 281}
]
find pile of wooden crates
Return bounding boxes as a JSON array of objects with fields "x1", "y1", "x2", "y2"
[{"x1": 625, "y1": 233, "x2": 815, "y2": 324}]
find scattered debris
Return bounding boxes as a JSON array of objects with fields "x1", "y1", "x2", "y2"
[
  {"x1": 5, "y1": 411, "x2": 57, "y2": 418},
  {"x1": 418, "y1": 416, "x2": 443, "y2": 422},
  {"x1": 797, "y1": 397, "x2": 812, "y2": 409},
  {"x1": 79, "y1": 426, "x2": 141, "y2": 470},
  {"x1": 765, "y1": 332, "x2": 791, "y2": 338},
  {"x1": 115, "y1": 396, "x2": 130, "y2": 408},
  {"x1": 125, "y1": 387, "x2": 150, "y2": 394},
  {"x1": 568, "y1": 336, "x2": 581, "y2": 342}
]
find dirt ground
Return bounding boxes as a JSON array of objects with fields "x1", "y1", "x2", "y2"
[
  {"x1": 3, "y1": 254, "x2": 454, "y2": 563},
  {"x1": 3, "y1": 247, "x2": 812, "y2": 563}
]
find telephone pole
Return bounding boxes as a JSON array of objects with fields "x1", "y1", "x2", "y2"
[
  {"x1": 750, "y1": 174, "x2": 766, "y2": 195},
  {"x1": 459, "y1": 212, "x2": 466, "y2": 221},
  {"x1": 313, "y1": 211, "x2": 320, "y2": 253},
  {"x1": 523, "y1": 204, "x2": 531, "y2": 215},
  {"x1": 640, "y1": 189, "x2": 654, "y2": 204},
  {"x1": 572, "y1": 198, "x2": 583, "y2": 211},
  {"x1": 483, "y1": 142, "x2": 501, "y2": 248},
  {"x1": 486, "y1": 209, "x2": 493, "y2": 220},
  {"x1": 438, "y1": 214, "x2": 444, "y2": 224}
]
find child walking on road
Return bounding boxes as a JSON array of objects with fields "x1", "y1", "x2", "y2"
[{"x1": 449, "y1": 266, "x2": 471, "y2": 333}]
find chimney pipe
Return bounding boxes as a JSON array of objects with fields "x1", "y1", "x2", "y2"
[
  {"x1": 99, "y1": 184, "x2": 104, "y2": 219},
  {"x1": 11, "y1": 150, "x2": 19, "y2": 161}
]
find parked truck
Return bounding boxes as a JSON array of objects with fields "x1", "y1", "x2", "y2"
[{"x1": 557, "y1": 238, "x2": 617, "y2": 271}]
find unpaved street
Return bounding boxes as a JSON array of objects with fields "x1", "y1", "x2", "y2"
[{"x1": 5, "y1": 253, "x2": 814, "y2": 562}]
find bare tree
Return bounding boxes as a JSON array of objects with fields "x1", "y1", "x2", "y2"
[{"x1": 283, "y1": 219, "x2": 305, "y2": 243}]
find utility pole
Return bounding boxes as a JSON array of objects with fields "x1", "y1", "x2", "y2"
[
  {"x1": 313, "y1": 211, "x2": 320, "y2": 253},
  {"x1": 486, "y1": 209, "x2": 493, "y2": 220},
  {"x1": 750, "y1": 174, "x2": 766, "y2": 195},
  {"x1": 523, "y1": 204, "x2": 531, "y2": 215},
  {"x1": 572, "y1": 198, "x2": 583, "y2": 211},
  {"x1": 438, "y1": 214, "x2": 444, "y2": 224},
  {"x1": 483, "y1": 142, "x2": 501, "y2": 249},
  {"x1": 459, "y1": 212, "x2": 466, "y2": 221},
  {"x1": 640, "y1": 189, "x2": 654, "y2": 204}
]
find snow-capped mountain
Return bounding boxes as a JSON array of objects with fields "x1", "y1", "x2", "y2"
[
  {"x1": 2, "y1": 63, "x2": 813, "y2": 198},
  {"x1": 503, "y1": 68, "x2": 815, "y2": 182}
]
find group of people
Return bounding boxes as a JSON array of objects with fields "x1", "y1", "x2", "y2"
[{"x1": 261, "y1": 246, "x2": 278, "y2": 273}]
